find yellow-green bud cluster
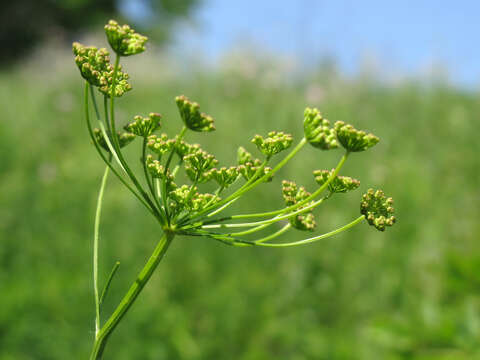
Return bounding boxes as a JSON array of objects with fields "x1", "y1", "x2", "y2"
[
  {"x1": 93, "y1": 128, "x2": 135, "y2": 152},
  {"x1": 303, "y1": 107, "x2": 338, "y2": 150},
  {"x1": 73, "y1": 42, "x2": 131, "y2": 97},
  {"x1": 169, "y1": 185, "x2": 220, "y2": 214},
  {"x1": 313, "y1": 169, "x2": 360, "y2": 194},
  {"x1": 211, "y1": 167, "x2": 239, "y2": 188},
  {"x1": 184, "y1": 149, "x2": 218, "y2": 183},
  {"x1": 334, "y1": 121, "x2": 379, "y2": 152},
  {"x1": 104, "y1": 20, "x2": 148, "y2": 57},
  {"x1": 252, "y1": 131, "x2": 293, "y2": 157},
  {"x1": 175, "y1": 95, "x2": 215, "y2": 132},
  {"x1": 145, "y1": 155, "x2": 172, "y2": 180},
  {"x1": 281, "y1": 180, "x2": 316, "y2": 231},
  {"x1": 147, "y1": 134, "x2": 176, "y2": 155},
  {"x1": 237, "y1": 147, "x2": 272, "y2": 182},
  {"x1": 360, "y1": 189, "x2": 396, "y2": 231},
  {"x1": 125, "y1": 113, "x2": 161, "y2": 137},
  {"x1": 175, "y1": 139, "x2": 201, "y2": 159}
]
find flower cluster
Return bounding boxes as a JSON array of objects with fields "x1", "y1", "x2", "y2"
[
  {"x1": 303, "y1": 107, "x2": 338, "y2": 150},
  {"x1": 176, "y1": 95, "x2": 215, "y2": 132},
  {"x1": 360, "y1": 189, "x2": 396, "y2": 231},
  {"x1": 282, "y1": 181, "x2": 316, "y2": 231},
  {"x1": 104, "y1": 20, "x2": 148, "y2": 57},
  {"x1": 313, "y1": 169, "x2": 360, "y2": 194},
  {"x1": 73, "y1": 42, "x2": 131, "y2": 97},
  {"x1": 237, "y1": 147, "x2": 272, "y2": 181},
  {"x1": 210, "y1": 167, "x2": 239, "y2": 188},
  {"x1": 252, "y1": 131, "x2": 293, "y2": 157},
  {"x1": 169, "y1": 185, "x2": 220, "y2": 215},
  {"x1": 125, "y1": 113, "x2": 162, "y2": 137},
  {"x1": 93, "y1": 128, "x2": 135, "y2": 152},
  {"x1": 334, "y1": 121, "x2": 379, "y2": 152},
  {"x1": 147, "y1": 134, "x2": 176, "y2": 155},
  {"x1": 184, "y1": 149, "x2": 219, "y2": 183}
]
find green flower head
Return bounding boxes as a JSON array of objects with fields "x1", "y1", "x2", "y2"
[
  {"x1": 360, "y1": 189, "x2": 396, "y2": 231},
  {"x1": 211, "y1": 167, "x2": 239, "y2": 188},
  {"x1": 252, "y1": 131, "x2": 293, "y2": 157},
  {"x1": 93, "y1": 128, "x2": 135, "y2": 152},
  {"x1": 313, "y1": 169, "x2": 360, "y2": 194},
  {"x1": 125, "y1": 113, "x2": 161, "y2": 137},
  {"x1": 175, "y1": 95, "x2": 215, "y2": 132},
  {"x1": 303, "y1": 107, "x2": 338, "y2": 150},
  {"x1": 147, "y1": 134, "x2": 176, "y2": 155},
  {"x1": 334, "y1": 121, "x2": 379, "y2": 152},
  {"x1": 104, "y1": 20, "x2": 148, "y2": 56},
  {"x1": 281, "y1": 180, "x2": 316, "y2": 231},
  {"x1": 184, "y1": 149, "x2": 218, "y2": 182},
  {"x1": 73, "y1": 42, "x2": 131, "y2": 97}
]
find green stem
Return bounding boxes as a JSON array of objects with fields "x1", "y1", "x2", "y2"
[
  {"x1": 201, "y1": 196, "x2": 326, "y2": 230},
  {"x1": 89, "y1": 231, "x2": 175, "y2": 360},
  {"x1": 99, "y1": 261, "x2": 120, "y2": 308},
  {"x1": 188, "y1": 138, "x2": 307, "y2": 222},
  {"x1": 106, "y1": 57, "x2": 161, "y2": 222},
  {"x1": 93, "y1": 165, "x2": 109, "y2": 336},
  {"x1": 251, "y1": 215, "x2": 365, "y2": 247},
  {"x1": 255, "y1": 223, "x2": 291, "y2": 243},
  {"x1": 84, "y1": 83, "x2": 155, "y2": 215},
  {"x1": 231, "y1": 151, "x2": 349, "y2": 220}
]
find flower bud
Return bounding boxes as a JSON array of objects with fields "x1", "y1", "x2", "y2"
[
  {"x1": 313, "y1": 169, "x2": 360, "y2": 194},
  {"x1": 184, "y1": 149, "x2": 218, "y2": 182},
  {"x1": 334, "y1": 121, "x2": 379, "y2": 152},
  {"x1": 360, "y1": 189, "x2": 396, "y2": 231},
  {"x1": 303, "y1": 107, "x2": 338, "y2": 150},
  {"x1": 251, "y1": 131, "x2": 293, "y2": 157},
  {"x1": 211, "y1": 167, "x2": 239, "y2": 188},
  {"x1": 147, "y1": 134, "x2": 176, "y2": 155},
  {"x1": 175, "y1": 95, "x2": 215, "y2": 132},
  {"x1": 281, "y1": 180, "x2": 316, "y2": 231},
  {"x1": 104, "y1": 20, "x2": 148, "y2": 56},
  {"x1": 125, "y1": 113, "x2": 161, "y2": 137},
  {"x1": 93, "y1": 128, "x2": 135, "y2": 152}
]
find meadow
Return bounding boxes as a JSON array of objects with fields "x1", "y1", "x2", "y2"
[{"x1": 0, "y1": 48, "x2": 479, "y2": 359}]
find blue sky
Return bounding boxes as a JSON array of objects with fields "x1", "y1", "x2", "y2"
[{"x1": 124, "y1": 0, "x2": 480, "y2": 87}]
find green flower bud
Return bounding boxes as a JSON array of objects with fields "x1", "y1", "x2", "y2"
[
  {"x1": 211, "y1": 167, "x2": 239, "y2": 188},
  {"x1": 191, "y1": 193, "x2": 221, "y2": 212},
  {"x1": 93, "y1": 128, "x2": 135, "y2": 152},
  {"x1": 334, "y1": 121, "x2": 379, "y2": 152},
  {"x1": 73, "y1": 42, "x2": 110, "y2": 88},
  {"x1": 313, "y1": 169, "x2": 360, "y2": 194},
  {"x1": 73, "y1": 42, "x2": 131, "y2": 97},
  {"x1": 104, "y1": 20, "x2": 148, "y2": 57},
  {"x1": 175, "y1": 139, "x2": 201, "y2": 159},
  {"x1": 175, "y1": 95, "x2": 215, "y2": 132},
  {"x1": 251, "y1": 131, "x2": 293, "y2": 157},
  {"x1": 184, "y1": 149, "x2": 218, "y2": 182},
  {"x1": 145, "y1": 155, "x2": 172, "y2": 180},
  {"x1": 237, "y1": 146, "x2": 253, "y2": 165},
  {"x1": 125, "y1": 113, "x2": 161, "y2": 137},
  {"x1": 237, "y1": 147, "x2": 272, "y2": 182},
  {"x1": 237, "y1": 163, "x2": 272, "y2": 182},
  {"x1": 360, "y1": 189, "x2": 396, "y2": 231},
  {"x1": 147, "y1": 134, "x2": 176, "y2": 155},
  {"x1": 303, "y1": 107, "x2": 338, "y2": 150},
  {"x1": 169, "y1": 185, "x2": 219, "y2": 214},
  {"x1": 281, "y1": 180, "x2": 316, "y2": 231}
]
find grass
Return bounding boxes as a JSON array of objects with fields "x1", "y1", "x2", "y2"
[{"x1": 0, "y1": 50, "x2": 479, "y2": 359}]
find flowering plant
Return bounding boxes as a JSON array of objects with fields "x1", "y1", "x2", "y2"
[{"x1": 73, "y1": 20, "x2": 396, "y2": 359}]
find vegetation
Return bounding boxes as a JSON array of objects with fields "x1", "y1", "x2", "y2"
[{"x1": 0, "y1": 21, "x2": 479, "y2": 359}]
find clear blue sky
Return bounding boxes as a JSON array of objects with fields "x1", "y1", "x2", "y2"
[{"x1": 124, "y1": 0, "x2": 480, "y2": 87}]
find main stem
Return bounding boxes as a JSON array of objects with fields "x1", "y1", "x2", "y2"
[{"x1": 89, "y1": 231, "x2": 175, "y2": 360}]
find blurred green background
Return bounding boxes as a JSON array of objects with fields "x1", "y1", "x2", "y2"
[{"x1": 1, "y1": 2, "x2": 480, "y2": 360}]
